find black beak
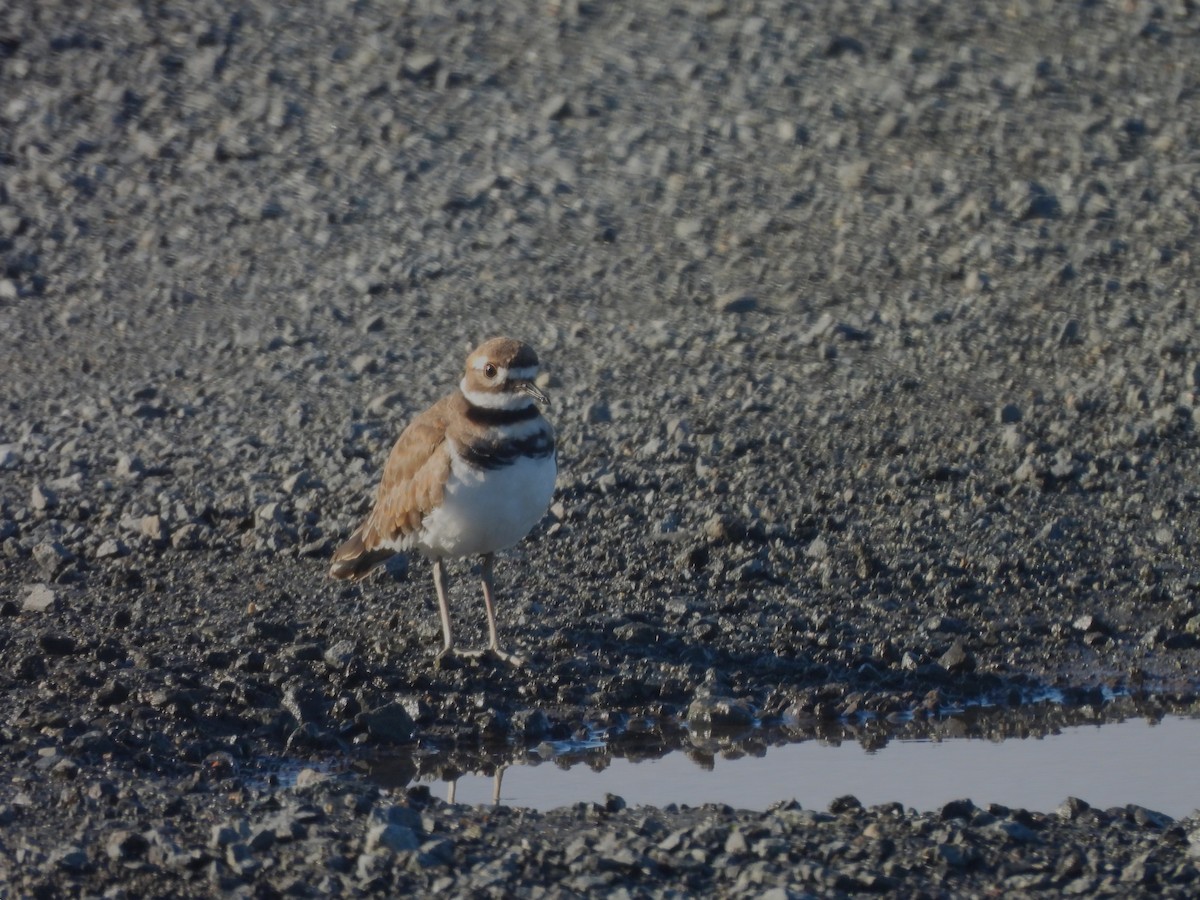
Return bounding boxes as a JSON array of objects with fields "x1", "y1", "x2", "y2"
[{"x1": 519, "y1": 381, "x2": 550, "y2": 406}]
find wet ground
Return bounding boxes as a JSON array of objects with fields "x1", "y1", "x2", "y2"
[
  {"x1": 4, "y1": 0, "x2": 1200, "y2": 895},
  {"x1": 400, "y1": 712, "x2": 1200, "y2": 818}
]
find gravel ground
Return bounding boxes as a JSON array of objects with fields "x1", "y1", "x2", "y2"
[{"x1": 4, "y1": 0, "x2": 1200, "y2": 895}]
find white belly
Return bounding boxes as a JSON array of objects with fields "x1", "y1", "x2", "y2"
[{"x1": 417, "y1": 451, "x2": 556, "y2": 559}]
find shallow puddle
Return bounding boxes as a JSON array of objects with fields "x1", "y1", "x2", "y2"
[{"x1": 429, "y1": 716, "x2": 1200, "y2": 818}]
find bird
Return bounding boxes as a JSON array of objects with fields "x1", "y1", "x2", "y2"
[{"x1": 329, "y1": 337, "x2": 556, "y2": 665}]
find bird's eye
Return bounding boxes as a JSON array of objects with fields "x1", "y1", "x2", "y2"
[{"x1": 484, "y1": 364, "x2": 498, "y2": 379}]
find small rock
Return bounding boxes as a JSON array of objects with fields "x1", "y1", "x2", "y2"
[
  {"x1": 997, "y1": 403, "x2": 1023, "y2": 424},
  {"x1": 724, "y1": 829, "x2": 748, "y2": 855},
  {"x1": 686, "y1": 695, "x2": 754, "y2": 732},
  {"x1": 38, "y1": 633, "x2": 76, "y2": 656},
  {"x1": 50, "y1": 757, "x2": 80, "y2": 780},
  {"x1": 32, "y1": 483, "x2": 58, "y2": 511},
  {"x1": 417, "y1": 837, "x2": 455, "y2": 866},
  {"x1": 32, "y1": 541, "x2": 74, "y2": 578},
  {"x1": 937, "y1": 843, "x2": 972, "y2": 868},
  {"x1": 210, "y1": 824, "x2": 244, "y2": 849},
  {"x1": 367, "y1": 391, "x2": 405, "y2": 415},
  {"x1": 255, "y1": 503, "x2": 285, "y2": 528},
  {"x1": 829, "y1": 795, "x2": 863, "y2": 814},
  {"x1": 1140, "y1": 625, "x2": 1167, "y2": 646},
  {"x1": 226, "y1": 842, "x2": 260, "y2": 877},
  {"x1": 1127, "y1": 805, "x2": 1172, "y2": 829},
  {"x1": 837, "y1": 159, "x2": 871, "y2": 189},
  {"x1": 23, "y1": 584, "x2": 60, "y2": 613},
  {"x1": 106, "y1": 829, "x2": 149, "y2": 861},
  {"x1": 704, "y1": 514, "x2": 738, "y2": 544},
  {"x1": 403, "y1": 52, "x2": 439, "y2": 78},
  {"x1": 170, "y1": 523, "x2": 205, "y2": 550},
  {"x1": 282, "y1": 470, "x2": 316, "y2": 494},
  {"x1": 248, "y1": 824, "x2": 277, "y2": 852},
  {"x1": 716, "y1": 293, "x2": 757, "y2": 314},
  {"x1": 1058, "y1": 318, "x2": 1083, "y2": 347},
  {"x1": 1011, "y1": 180, "x2": 1060, "y2": 220},
  {"x1": 323, "y1": 639, "x2": 357, "y2": 670},
  {"x1": 13, "y1": 652, "x2": 47, "y2": 681},
  {"x1": 360, "y1": 701, "x2": 417, "y2": 743},
  {"x1": 282, "y1": 684, "x2": 325, "y2": 726},
  {"x1": 989, "y1": 820, "x2": 1039, "y2": 844},
  {"x1": 938, "y1": 639, "x2": 974, "y2": 673},
  {"x1": 140, "y1": 515, "x2": 168, "y2": 543},
  {"x1": 941, "y1": 799, "x2": 978, "y2": 821},
  {"x1": 541, "y1": 94, "x2": 571, "y2": 120},
  {"x1": 356, "y1": 851, "x2": 386, "y2": 881},
  {"x1": 115, "y1": 454, "x2": 144, "y2": 478},
  {"x1": 921, "y1": 615, "x2": 967, "y2": 635},
  {"x1": 511, "y1": 708, "x2": 550, "y2": 740},
  {"x1": 95, "y1": 538, "x2": 128, "y2": 559},
  {"x1": 604, "y1": 794, "x2": 626, "y2": 813},
  {"x1": 366, "y1": 822, "x2": 420, "y2": 854},
  {"x1": 95, "y1": 679, "x2": 131, "y2": 705},
  {"x1": 1072, "y1": 614, "x2": 1110, "y2": 635},
  {"x1": 294, "y1": 768, "x2": 330, "y2": 789}
]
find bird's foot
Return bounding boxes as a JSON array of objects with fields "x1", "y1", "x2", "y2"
[
  {"x1": 436, "y1": 645, "x2": 525, "y2": 668},
  {"x1": 487, "y1": 647, "x2": 526, "y2": 668}
]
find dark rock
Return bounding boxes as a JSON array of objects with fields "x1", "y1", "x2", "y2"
[
  {"x1": 1126, "y1": 805, "x2": 1173, "y2": 829},
  {"x1": 997, "y1": 404, "x2": 1023, "y2": 424},
  {"x1": 541, "y1": 94, "x2": 571, "y2": 120},
  {"x1": 38, "y1": 633, "x2": 76, "y2": 655},
  {"x1": 1056, "y1": 797, "x2": 1092, "y2": 821},
  {"x1": 938, "y1": 639, "x2": 974, "y2": 673},
  {"x1": 323, "y1": 639, "x2": 357, "y2": 670},
  {"x1": 282, "y1": 684, "x2": 325, "y2": 726},
  {"x1": 52, "y1": 844, "x2": 92, "y2": 873},
  {"x1": 512, "y1": 708, "x2": 550, "y2": 740},
  {"x1": 829, "y1": 795, "x2": 863, "y2": 814},
  {"x1": 686, "y1": 695, "x2": 755, "y2": 732},
  {"x1": 105, "y1": 829, "x2": 149, "y2": 861},
  {"x1": 922, "y1": 615, "x2": 968, "y2": 635},
  {"x1": 941, "y1": 799, "x2": 977, "y2": 821},
  {"x1": 361, "y1": 701, "x2": 417, "y2": 743}
]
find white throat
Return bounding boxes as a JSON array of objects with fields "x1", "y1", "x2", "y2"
[{"x1": 460, "y1": 379, "x2": 537, "y2": 410}]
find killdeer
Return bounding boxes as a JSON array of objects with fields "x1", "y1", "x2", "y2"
[{"x1": 329, "y1": 337, "x2": 556, "y2": 665}]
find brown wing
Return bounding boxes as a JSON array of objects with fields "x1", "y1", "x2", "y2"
[
  {"x1": 329, "y1": 396, "x2": 453, "y2": 580},
  {"x1": 359, "y1": 395, "x2": 454, "y2": 550}
]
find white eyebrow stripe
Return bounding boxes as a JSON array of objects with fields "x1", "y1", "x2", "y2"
[{"x1": 470, "y1": 358, "x2": 506, "y2": 376}]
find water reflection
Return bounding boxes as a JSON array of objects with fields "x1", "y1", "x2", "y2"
[
  {"x1": 362, "y1": 702, "x2": 1200, "y2": 818},
  {"x1": 437, "y1": 716, "x2": 1200, "y2": 817}
]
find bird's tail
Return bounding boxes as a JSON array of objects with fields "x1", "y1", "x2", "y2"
[{"x1": 329, "y1": 525, "x2": 394, "y2": 581}]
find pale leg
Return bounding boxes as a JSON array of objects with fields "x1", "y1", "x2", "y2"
[
  {"x1": 433, "y1": 557, "x2": 455, "y2": 656},
  {"x1": 480, "y1": 553, "x2": 524, "y2": 666},
  {"x1": 480, "y1": 552, "x2": 500, "y2": 651}
]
